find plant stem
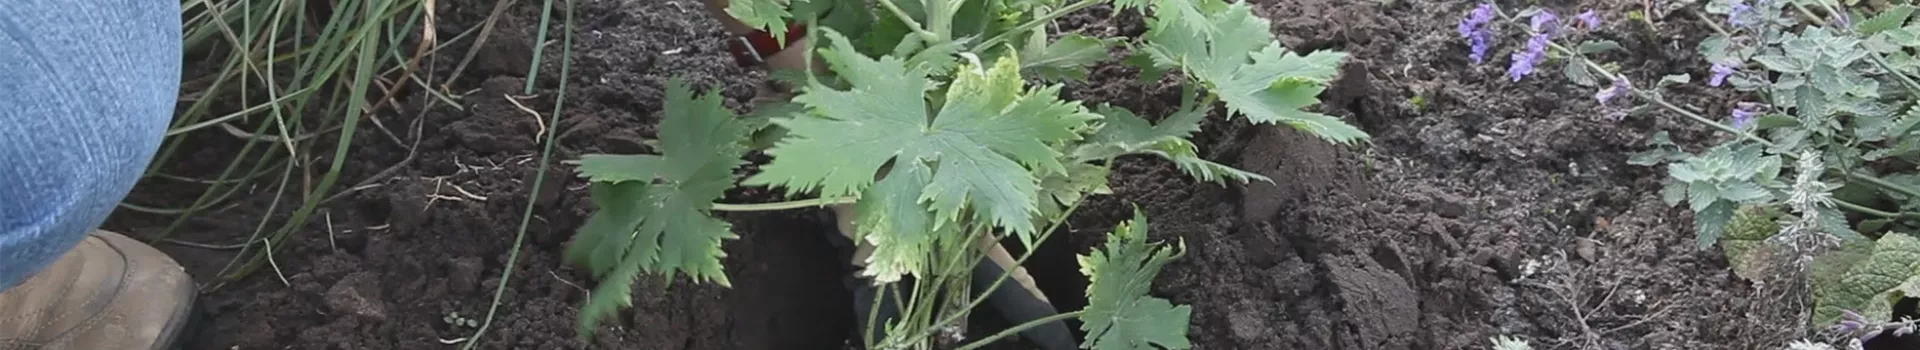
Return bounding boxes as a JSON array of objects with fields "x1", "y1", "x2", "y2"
[
  {"x1": 877, "y1": 156, "x2": 1114, "y2": 349},
  {"x1": 878, "y1": 0, "x2": 940, "y2": 43},
  {"x1": 1869, "y1": 54, "x2": 1920, "y2": 94},
  {"x1": 1834, "y1": 198, "x2": 1915, "y2": 218},
  {"x1": 803, "y1": 16, "x2": 820, "y2": 86},
  {"x1": 925, "y1": 0, "x2": 952, "y2": 42},
  {"x1": 709, "y1": 196, "x2": 858, "y2": 211},
  {"x1": 1638, "y1": 91, "x2": 1769, "y2": 144},
  {"x1": 972, "y1": 0, "x2": 1102, "y2": 51},
  {"x1": 916, "y1": 224, "x2": 995, "y2": 348},
  {"x1": 1636, "y1": 82, "x2": 1920, "y2": 200},
  {"x1": 951, "y1": 311, "x2": 1085, "y2": 350},
  {"x1": 1849, "y1": 171, "x2": 1920, "y2": 200},
  {"x1": 1690, "y1": 8, "x2": 1731, "y2": 36},
  {"x1": 862, "y1": 283, "x2": 890, "y2": 348}
]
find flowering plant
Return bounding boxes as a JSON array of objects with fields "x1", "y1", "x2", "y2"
[{"x1": 1456, "y1": 0, "x2": 1920, "y2": 346}]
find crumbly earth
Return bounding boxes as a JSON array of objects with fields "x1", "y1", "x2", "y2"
[{"x1": 106, "y1": 0, "x2": 1831, "y2": 349}]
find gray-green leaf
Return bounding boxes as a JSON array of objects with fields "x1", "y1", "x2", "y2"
[
  {"x1": 1658, "y1": 73, "x2": 1692, "y2": 88},
  {"x1": 1663, "y1": 181, "x2": 1687, "y2": 207},
  {"x1": 1855, "y1": 5, "x2": 1915, "y2": 36},
  {"x1": 1754, "y1": 54, "x2": 1808, "y2": 73},
  {"x1": 1720, "y1": 181, "x2": 1771, "y2": 202},
  {"x1": 1564, "y1": 61, "x2": 1598, "y2": 86},
  {"x1": 1628, "y1": 150, "x2": 1668, "y2": 165},
  {"x1": 1695, "y1": 200, "x2": 1736, "y2": 249},
  {"x1": 1577, "y1": 40, "x2": 1625, "y2": 55}
]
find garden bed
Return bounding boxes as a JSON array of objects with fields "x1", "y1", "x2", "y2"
[{"x1": 107, "y1": 0, "x2": 1806, "y2": 348}]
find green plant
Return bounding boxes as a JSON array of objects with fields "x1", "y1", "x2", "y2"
[
  {"x1": 444, "y1": 312, "x2": 479, "y2": 328},
  {"x1": 1684, "y1": 0, "x2": 1920, "y2": 333},
  {"x1": 159, "y1": 0, "x2": 452, "y2": 288},
  {"x1": 1454, "y1": 0, "x2": 1920, "y2": 336},
  {"x1": 564, "y1": 0, "x2": 1368, "y2": 346}
]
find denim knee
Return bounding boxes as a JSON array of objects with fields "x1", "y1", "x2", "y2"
[{"x1": 0, "y1": 0, "x2": 182, "y2": 289}]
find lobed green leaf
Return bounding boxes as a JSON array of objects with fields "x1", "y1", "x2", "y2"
[
  {"x1": 566, "y1": 79, "x2": 750, "y2": 339},
  {"x1": 748, "y1": 28, "x2": 1096, "y2": 266},
  {"x1": 574, "y1": 154, "x2": 666, "y2": 184},
  {"x1": 726, "y1": 0, "x2": 794, "y2": 43},
  {"x1": 1022, "y1": 33, "x2": 1116, "y2": 82},
  {"x1": 1079, "y1": 208, "x2": 1192, "y2": 350},
  {"x1": 1139, "y1": 0, "x2": 1366, "y2": 145}
]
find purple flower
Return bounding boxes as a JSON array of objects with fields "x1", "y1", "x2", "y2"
[
  {"x1": 1531, "y1": 10, "x2": 1561, "y2": 35},
  {"x1": 1596, "y1": 76, "x2": 1631, "y2": 105},
  {"x1": 1577, "y1": 9, "x2": 1602, "y2": 29},
  {"x1": 1731, "y1": 102, "x2": 1761, "y2": 128},
  {"x1": 1709, "y1": 63, "x2": 1736, "y2": 86},
  {"x1": 1469, "y1": 35, "x2": 1492, "y2": 63},
  {"x1": 1508, "y1": 33, "x2": 1550, "y2": 81},
  {"x1": 1729, "y1": 0, "x2": 1751, "y2": 26},
  {"x1": 1458, "y1": 3, "x2": 1495, "y2": 36},
  {"x1": 1459, "y1": 3, "x2": 1496, "y2": 64}
]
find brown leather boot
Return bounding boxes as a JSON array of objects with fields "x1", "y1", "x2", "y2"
[{"x1": 0, "y1": 230, "x2": 195, "y2": 350}]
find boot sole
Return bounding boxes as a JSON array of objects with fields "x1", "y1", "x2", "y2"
[{"x1": 152, "y1": 282, "x2": 198, "y2": 350}]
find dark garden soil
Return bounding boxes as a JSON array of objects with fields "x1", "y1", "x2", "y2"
[{"x1": 105, "y1": 0, "x2": 1816, "y2": 349}]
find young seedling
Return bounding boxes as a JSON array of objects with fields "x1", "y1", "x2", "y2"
[
  {"x1": 444, "y1": 312, "x2": 479, "y2": 329},
  {"x1": 566, "y1": 0, "x2": 1369, "y2": 347}
]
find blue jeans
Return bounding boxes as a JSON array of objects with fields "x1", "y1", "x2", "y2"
[{"x1": 0, "y1": 0, "x2": 182, "y2": 289}]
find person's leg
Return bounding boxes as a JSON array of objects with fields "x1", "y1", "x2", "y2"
[
  {"x1": 0, "y1": 0, "x2": 196, "y2": 348},
  {"x1": 0, "y1": 0, "x2": 179, "y2": 291}
]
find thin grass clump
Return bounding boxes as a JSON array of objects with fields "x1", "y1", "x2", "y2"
[{"x1": 147, "y1": 0, "x2": 458, "y2": 287}]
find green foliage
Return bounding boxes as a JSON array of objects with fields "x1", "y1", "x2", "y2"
[
  {"x1": 1023, "y1": 33, "x2": 1118, "y2": 81},
  {"x1": 566, "y1": 80, "x2": 748, "y2": 335},
  {"x1": 726, "y1": 0, "x2": 795, "y2": 42},
  {"x1": 1812, "y1": 233, "x2": 1920, "y2": 327},
  {"x1": 444, "y1": 312, "x2": 479, "y2": 328},
  {"x1": 1668, "y1": 2, "x2": 1920, "y2": 243},
  {"x1": 749, "y1": 32, "x2": 1092, "y2": 250},
  {"x1": 1454, "y1": 0, "x2": 1920, "y2": 335},
  {"x1": 1660, "y1": 143, "x2": 1782, "y2": 248},
  {"x1": 565, "y1": 0, "x2": 1368, "y2": 343},
  {"x1": 1079, "y1": 209, "x2": 1192, "y2": 350},
  {"x1": 1722, "y1": 205, "x2": 1786, "y2": 281},
  {"x1": 1075, "y1": 88, "x2": 1269, "y2": 184},
  {"x1": 1663, "y1": 0, "x2": 1920, "y2": 331},
  {"x1": 169, "y1": 0, "x2": 432, "y2": 283},
  {"x1": 1136, "y1": 2, "x2": 1366, "y2": 144},
  {"x1": 1626, "y1": 131, "x2": 1690, "y2": 166}
]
